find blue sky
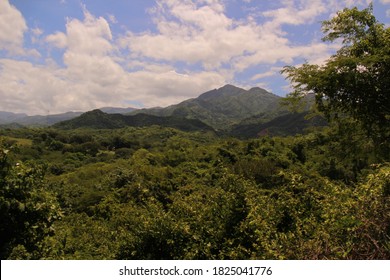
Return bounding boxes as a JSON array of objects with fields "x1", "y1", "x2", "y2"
[{"x1": 1, "y1": 0, "x2": 389, "y2": 115}]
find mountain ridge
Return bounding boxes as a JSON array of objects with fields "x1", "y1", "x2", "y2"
[
  {"x1": 53, "y1": 109, "x2": 214, "y2": 132},
  {"x1": 1, "y1": 85, "x2": 280, "y2": 128},
  {"x1": 129, "y1": 84, "x2": 282, "y2": 129},
  {"x1": 1, "y1": 85, "x2": 326, "y2": 136},
  {"x1": 0, "y1": 107, "x2": 136, "y2": 127}
]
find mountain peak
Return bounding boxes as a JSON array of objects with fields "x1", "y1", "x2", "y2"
[
  {"x1": 198, "y1": 84, "x2": 247, "y2": 101},
  {"x1": 248, "y1": 87, "x2": 276, "y2": 96},
  {"x1": 80, "y1": 109, "x2": 107, "y2": 117},
  {"x1": 220, "y1": 84, "x2": 241, "y2": 90},
  {"x1": 1, "y1": 85, "x2": 281, "y2": 129},
  {"x1": 159, "y1": 84, "x2": 281, "y2": 129}
]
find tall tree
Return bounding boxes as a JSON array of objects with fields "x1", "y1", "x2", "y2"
[
  {"x1": 0, "y1": 142, "x2": 61, "y2": 259},
  {"x1": 282, "y1": 5, "x2": 389, "y2": 144}
]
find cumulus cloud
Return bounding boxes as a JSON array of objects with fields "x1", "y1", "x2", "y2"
[
  {"x1": 262, "y1": 0, "x2": 327, "y2": 27},
  {"x1": 251, "y1": 68, "x2": 282, "y2": 81},
  {"x1": 0, "y1": 0, "x2": 27, "y2": 54},
  {"x1": 121, "y1": 0, "x2": 239, "y2": 68},
  {"x1": 0, "y1": 59, "x2": 69, "y2": 113},
  {"x1": 0, "y1": 0, "x2": 381, "y2": 115},
  {"x1": 65, "y1": 9, "x2": 113, "y2": 56},
  {"x1": 45, "y1": 32, "x2": 68, "y2": 48},
  {"x1": 0, "y1": 4, "x2": 226, "y2": 114},
  {"x1": 31, "y1": 28, "x2": 43, "y2": 36},
  {"x1": 121, "y1": 0, "x2": 336, "y2": 73}
]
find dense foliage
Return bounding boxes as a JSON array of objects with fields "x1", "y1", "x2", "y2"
[
  {"x1": 0, "y1": 120, "x2": 388, "y2": 259},
  {"x1": 0, "y1": 6, "x2": 389, "y2": 260},
  {"x1": 53, "y1": 110, "x2": 214, "y2": 132},
  {"x1": 0, "y1": 139, "x2": 61, "y2": 259},
  {"x1": 282, "y1": 4, "x2": 390, "y2": 145}
]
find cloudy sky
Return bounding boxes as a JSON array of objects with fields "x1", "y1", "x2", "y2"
[{"x1": 1, "y1": 0, "x2": 389, "y2": 115}]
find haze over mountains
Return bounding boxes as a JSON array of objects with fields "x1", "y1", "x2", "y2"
[
  {"x1": 0, "y1": 107, "x2": 136, "y2": 127},
  {"x1": 0, "y1": 84, "x2": 325, "y2": 137}
]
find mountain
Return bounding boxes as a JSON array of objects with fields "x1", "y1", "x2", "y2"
[
  {"x1": 53, "y1": 109, "x2": 214, "y2": 132},
  {"x1": 16, "y1": 112, "x2": 84, "y2": 126},
  {"x1": 130, "y1": 84, "x2": 282, "y2": 129},
  {"x1": 99, "y1": 107, "x2": 136, "y2": 114},
  {"x1": 0, "y1": 111, "x2": 83, "y2": 126},
  {"x1": 1, "y1": 85, "x2": 281, "y2": 129},
  {"x1": 0, "y1": 123, "x2": 25, "y2": 129},
  {"x1": 2, "y1": 85, "x2": 324, "y2": 135},
  {"x1": 0, "y1": 107, "x2": 136, "y2": 127},
  {"x1": 0, "y1": 111, "x2": 28, "y2": 124},
  {"x1": 229, "y1": 112, "x2": 327, "y2": 138},
  {"x1": 228, "y1": 93, "x2": 326, "y2": 137}
]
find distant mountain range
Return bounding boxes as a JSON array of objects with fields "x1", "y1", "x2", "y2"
[
  {"x1": 0, "y1": 111, "x2": 28, "y2": 124},
  {"x1": 0, "y1": 107, "x2": 136, "y2": 127},
  {"x1": 0, "y1": 85, "x2": 326, "y2": 137}
]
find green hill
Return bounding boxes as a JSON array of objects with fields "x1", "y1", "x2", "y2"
[
  {"x1": 131, "y1": 84, "x2": 282, "y2": 129},
  {"x1": 229, "y1": 112, "x2": 327, "y2": 138},
  {"x1": 53, "y1": 109, "x2": 214, "y2": 132}
]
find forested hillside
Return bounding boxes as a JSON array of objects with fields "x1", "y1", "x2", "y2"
[
  {"x1": 0, "y1": 6, "x2": 389, "y2": 260},
  {"x1": 53, "y1": 109, "x2": 214, "y2": 132},
  {"x1": 1, "y1": 119, "x2": 389, "y2": 259},
  {"x1": 130, "y1": 84, "x2": 283, "y2": 129}
]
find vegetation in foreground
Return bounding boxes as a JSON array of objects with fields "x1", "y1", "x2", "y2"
[
  {"x1": 1, "y1": 120, "x2": 389, "y2": 260},
  {"x1": 0, "y1": 5, "x2": 389, "y2": 259}
]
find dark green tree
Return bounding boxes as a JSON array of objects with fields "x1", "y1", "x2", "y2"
[
  {"x1": 282, "y1": 5, "x2": 389, "y2": 145},
  {"x1": 0, "y1": 142, "x2": 61, "y2": 259}
]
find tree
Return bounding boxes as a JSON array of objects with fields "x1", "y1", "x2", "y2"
[
  {"x1": 282, "y1": 5, "x2": 390, "y2": 144},
  {"x1": 0, "y1": 142, "x2": 61, "y2": 259}
]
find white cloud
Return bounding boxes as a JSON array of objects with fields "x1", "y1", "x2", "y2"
[
  {"x1": 0, "y1": 59, "x2": 70, "y2": 114},
  {"x1": 45, "y1": 32, "x2": 68, "y2": 48},
  {"x1": 262, "y1": 0, "x2": 327, "y2": 28},
  {"x1": 122, "y1": 0, "x2": 240, "y2": 68},
  {"x1": 31, "y1": 28, "x2": 43, "y2": 36},
  {"x1": 0, "y1": 0, "x2": 378, "y2": 115},
  {"x1": 0, "y1": 5, "x2": 225, "y2": 114},
  {"x1": 64, "y1": 9, "x2": 113, "y2": 56},
  {"x1": 250, "y1": 68, "x2": 281, "y2": 81},
  {"x1": 121, "y1": 0, "x2": 336, "y2": 73},
  {"x1": 0, "y1": 0, "x2": 27, "y2": 55},
  {"x1": 30, "y1": 28, "x2": 43, "y2": 45}
]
